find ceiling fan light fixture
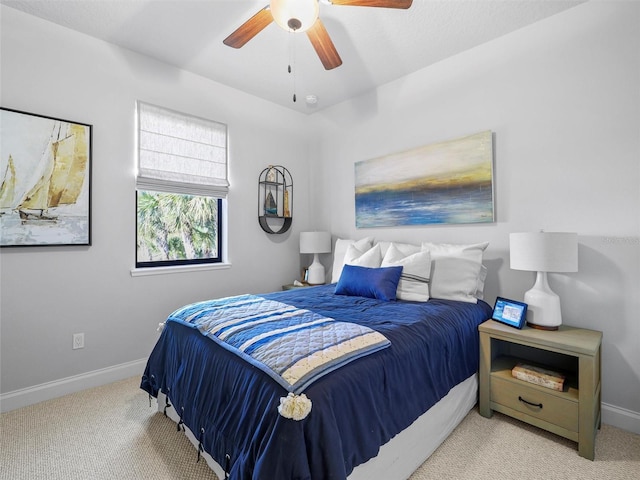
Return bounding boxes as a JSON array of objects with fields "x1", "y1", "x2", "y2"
[{"x1": 270, "y1": 0, "x2": 319, "y2": 33}]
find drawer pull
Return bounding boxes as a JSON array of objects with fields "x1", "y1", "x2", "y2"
[{"x1": 518, "y1": 396, "x2": 543, "y2": 409}]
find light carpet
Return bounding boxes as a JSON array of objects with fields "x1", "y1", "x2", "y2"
[{"x1": 1, "y1": 376, "x2": 638, "y2": 479}]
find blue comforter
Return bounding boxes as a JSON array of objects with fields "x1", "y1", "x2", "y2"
[{"x1": 141, "y1": 285, "x2": 492, "y2": 480}]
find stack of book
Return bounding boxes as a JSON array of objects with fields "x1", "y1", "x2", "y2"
[{"x1": 511, "y1": 363, "x2": 566, "y2": 391}]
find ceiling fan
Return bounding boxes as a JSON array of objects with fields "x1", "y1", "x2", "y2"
[{"x1": 223, "y1": 0, "x2": 413, "y2": 70}]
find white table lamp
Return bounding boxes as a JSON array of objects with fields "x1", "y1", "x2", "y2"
[
  {"x1": 510, "y1": 232, "x2": 578, "y2": 330},
  {"x1": 300, "y1": 231, "x2": 331, "y2": 285}
]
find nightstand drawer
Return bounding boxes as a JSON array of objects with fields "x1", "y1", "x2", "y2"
[{"x1": 491, "y1": 376, "x2": 578, "y2": 432}]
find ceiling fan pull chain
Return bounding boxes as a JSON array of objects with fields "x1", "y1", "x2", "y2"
[
  {"x1": 289, "y1": 62, "x2": 295, "y2": 102},
  {"x1": 293, "y1": 45, "x2": 297, "y2": 102},
  {"x1": 288, "y1": 30, "x2": 297, "y2": 102}
]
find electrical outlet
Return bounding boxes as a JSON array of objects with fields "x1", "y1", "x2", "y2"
[{"x1": 72, "y1": 333, "x2": 84, "y2": 350}]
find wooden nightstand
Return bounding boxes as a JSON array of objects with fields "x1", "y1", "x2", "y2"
[{"x1": 479, "y1": 320, "x2": 602, "y2": 460}]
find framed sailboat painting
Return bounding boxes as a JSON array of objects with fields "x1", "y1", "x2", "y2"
[{"x1": 0, "y1": 108, "x2": 92, "y2": 246}]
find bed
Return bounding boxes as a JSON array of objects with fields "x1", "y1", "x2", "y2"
[{"x1": 140, "y1": 239, "x2": 492, "y2": 480}]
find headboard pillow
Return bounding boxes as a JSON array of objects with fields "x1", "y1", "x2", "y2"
[
  {"x1": 331, "y1": 238, "x2": 488, "y2": 302},
  {"x1": 376, "y1": 241, "x2": 421, "y2": 258},
  {"x1": 344, "y1": 243, "x2": 382, "y2": 267},
  {"x1": 421, "y1": 241, "x2": 489, "y2": 304},
  {"x1": 335, "y1": 264, "x2": 403, "y2": 301},
  {"x1": 476, "y1": 265, "x2": 488, "y2": 300},
  {"x1": 381, "y1": 243, "x2": 431, "y2": 302},
  {"x1": 331, "y1": 237, "x2": 374, "y2": 283}
]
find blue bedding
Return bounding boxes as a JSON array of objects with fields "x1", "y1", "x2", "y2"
[{"x1": 141, "y1": 285, "x2": 492, "y2": 480}]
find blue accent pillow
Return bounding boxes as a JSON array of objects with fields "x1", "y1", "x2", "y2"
[{"x1": 335, "y1": 264, "x2": 403, "y2": 301}]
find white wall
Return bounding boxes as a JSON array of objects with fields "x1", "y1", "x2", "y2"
[
  {"x1": 0, "y1": 7, "x2": 316, "y2": 400},
  {"x1": 311, "y1": 1, "x2": 640, "y2": 430},
  {"x1": 2, "y1": 1, "x2": 639, "y2": 434}
]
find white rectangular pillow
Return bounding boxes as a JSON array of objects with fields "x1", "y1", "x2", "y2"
[
  {"x1": 476, "y1": 265, "x2": 488, "y2": 300},
  {"x1": 381, "y1": 243, "x2": 431, "y2": 302},
  {"x1": 421, "y1": 242, "x2": 489, "y2": 304}
]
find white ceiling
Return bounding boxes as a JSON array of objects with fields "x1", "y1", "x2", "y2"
[{"x1": 1, "y1": 0, "x2": 585, "y2": 114}]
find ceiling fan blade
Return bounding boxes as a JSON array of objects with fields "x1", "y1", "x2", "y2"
[
  {"x1": 329, "y1": 0, "x2": 413, "y2": 8},
  {"x1": 307, "y1": 19, "x2": 343, "y2": 70},
  {"x1": 223, "y1": 6, "x2": 273, "y2": 48}
]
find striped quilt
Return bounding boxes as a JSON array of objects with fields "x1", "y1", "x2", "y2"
[{"x1": 167, "y1": 294, "x2": 390, "y2": 394}]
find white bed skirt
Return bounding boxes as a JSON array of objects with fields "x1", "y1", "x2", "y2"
[{"x1": 156, "y1": 373, "x2": 478, "y2": 480}]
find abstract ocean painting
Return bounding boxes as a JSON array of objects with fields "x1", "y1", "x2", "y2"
[{"x1": 355, "y1": 131, "x2": 494, "y2": 228}]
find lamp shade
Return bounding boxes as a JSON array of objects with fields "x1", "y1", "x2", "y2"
[
  {"x1": 510, "y1": 232, "x2": 578, "y2": 273},
  {"x1": 270, "y1": 0, "x2": 319, "y2": 32},
  {"x1": 300, "y1": 231, "x2": 331, "y2": 254}
]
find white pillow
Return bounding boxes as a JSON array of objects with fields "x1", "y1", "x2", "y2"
[
  {"x1": 421, "y1": 241, "x2": 489, "y2": 304},
  {"x1": 344, "y1": 243, "x2": 382, "y2": 268},
  {"x1": 331, "y1": 237, "x2": 374, "y2": 283},
  {"x1": 476, "y1": 265, "x2": 488, "y2": 300},
  {"x1": 381, "y1": 243, "x2": 431, "y2": 302},
  {"x1": 376, "y1": 241, "x2": 421, "y2": 258}
]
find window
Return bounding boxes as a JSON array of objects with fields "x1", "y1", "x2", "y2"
[{"x1": 135, "y1": 102, "x2": 227, "y2": 268}]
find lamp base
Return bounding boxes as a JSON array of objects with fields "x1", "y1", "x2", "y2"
[
  {"x1": 526, "y1": 322, "x2": 559, "y2": 331},
  {"x1": 306, "y1": 254, "x2": 326, "y2": 285},
  {"x1": 524, "y1": 271, "x2": 562, "y2": 330}
]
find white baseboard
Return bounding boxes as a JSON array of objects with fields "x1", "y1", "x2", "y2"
[
  {"x1": 0, "y1": 358, "x2": 147, "y2": 413},
  {"x1": 602, "y1": 402, "x2": 640, "y2": 435}
]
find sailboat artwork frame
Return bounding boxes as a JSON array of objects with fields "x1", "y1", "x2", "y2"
[{"x1": 0, "y1": 108, "x2": 92, "y2": 247}]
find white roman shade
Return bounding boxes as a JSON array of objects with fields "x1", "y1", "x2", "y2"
[{"x1": 136, "y1": 102, "x2": 229, "y2": 197}]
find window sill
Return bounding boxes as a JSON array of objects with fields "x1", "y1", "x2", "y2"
[{"x1": 130, "y1": 262, "x2": 231, "y2": 277}]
